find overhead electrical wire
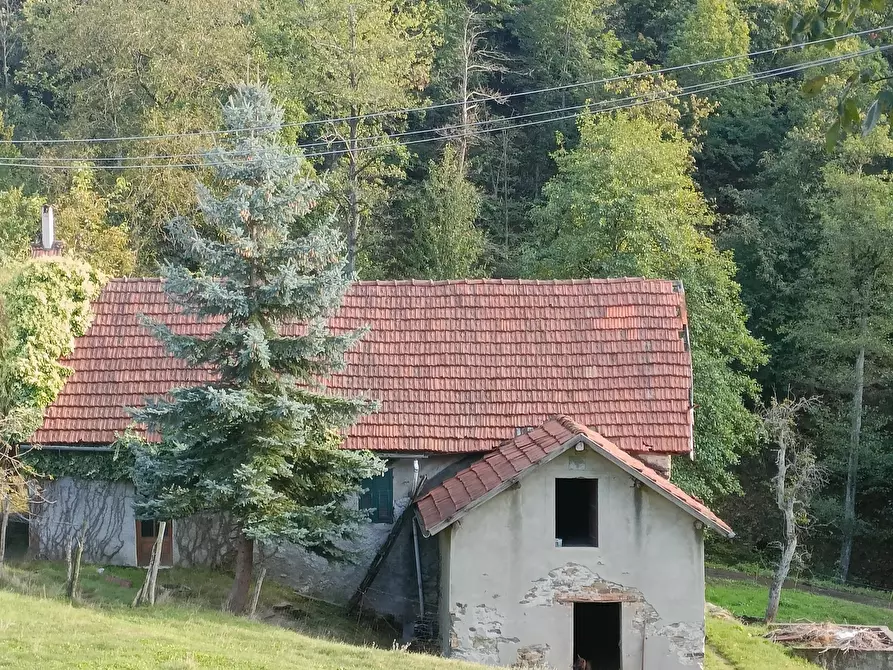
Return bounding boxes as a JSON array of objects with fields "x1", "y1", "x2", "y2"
[
  {"x1": 11, "y1": 42, "x2": 884, "y2": 165},
  {"x1": 2, "y1": 23, "x2": 892, "y2": 149},
  {"x1": 0, "y1": 43, "x2": 889, "y2": 169}
]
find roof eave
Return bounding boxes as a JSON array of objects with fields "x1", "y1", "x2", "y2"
[
  {"x1": 419, "y1": 433, "x2": 582, "y2": 537},
  {"x1": 421, "y1": 431, "x2": 734, "y2": 540},
  {"x1": 576, "y1": 435, "x2": 735, "y2": 539}
]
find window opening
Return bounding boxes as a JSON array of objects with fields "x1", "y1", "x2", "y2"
[{"x1": 555, "y1": 478, "x2": 598, "y2": 547}]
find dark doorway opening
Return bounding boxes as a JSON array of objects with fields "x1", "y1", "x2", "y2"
[
  {"x1": 556, "y1": 478, "x2": 598, "y2": 546},
  {"x1": 4, "y1": 520, "x2": 29, "y2": 561},
  {"x1": 573, "y1": 602, "x2": 621, "y2": 670}
]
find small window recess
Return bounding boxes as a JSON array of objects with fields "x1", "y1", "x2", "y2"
[{"x1": 555, "y1": 478, "x2": 598, "y2": 547}]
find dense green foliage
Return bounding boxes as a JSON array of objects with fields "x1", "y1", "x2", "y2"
[
  {"x1": 526, "y1": 100, "x2": 764, "y2": 501},
  {"x1": 2, "y1": 0, "x2": 893, "y2": 588},
  {"x1": 396, "y1": 145, "x2": 486, "y2": 278},
  {"x1": 0, "y1": 256, "x2": 102, "y2": 444},
  {"x1": 0, "y1": 255, "x2": 102, "y2": 513},
  {"x1": 20, "y1": 450, "x2": 133, "y2": 481}
]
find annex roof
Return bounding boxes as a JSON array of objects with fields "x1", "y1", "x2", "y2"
[
  {"x1": 415, "y1": 416, "x2": 733, "y2": 538},
  {"x1": 32, "y1": 278, "x2": 693, "y2": 455}
]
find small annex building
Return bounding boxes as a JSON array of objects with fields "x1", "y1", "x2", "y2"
[
  {"x1": 417, "y1": 415, "x2": 733, "y2": 669},
  {"x1": 23, "y1": 275, "x2": 732, "y2": 669}
]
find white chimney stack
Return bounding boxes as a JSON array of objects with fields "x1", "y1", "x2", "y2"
[{"x1": 41, "y1": 204, "x2": 54, "y2": 250}]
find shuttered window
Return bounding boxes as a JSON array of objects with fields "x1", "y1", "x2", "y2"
[{"x1": 359, "y1": 469, "x2": 394, "y2": 523}]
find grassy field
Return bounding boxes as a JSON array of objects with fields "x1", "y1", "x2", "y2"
[
  {"x1": 707, "y1": 578, "x2": 893, "y2": 628},
  {"x1": 705, "y1": 616, "x2": 816, "y2": 670},
  {"x1": 0, "y1": 561, "x2": 481, "y2": 670},
  {"x1": 0, "y1": 589, "x2": 488, "y2": 670},
  {"x1": 706, "y1": 560, "x2": 893, "y2": 601},
  {"x1": 705, "y1": 575, "x2": 893, "y2": 670},
  {"x1": 0, "y1": 561, "x2": 399, "y2": 646},
  {"x1": 5, "y1": 560, "x2": 887, "y2": 669}
]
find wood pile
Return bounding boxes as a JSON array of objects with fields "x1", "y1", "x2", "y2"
[{"x1": 768, "y1": 623, "x2": 893, "y2": 652}]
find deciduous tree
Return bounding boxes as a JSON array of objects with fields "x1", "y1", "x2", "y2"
[
  {"x1": 397, "y1": 144, "x2": 486, "y2": 279},
  {"x1": 19, "y1": 0, "x2": 255, "y2": 269},
  {"x1": 0, "y1": 255, "x2": 102, "y2": 565},
  {"x1": 258, "y1": 0, "x2": 439, "y2": 275},
  {"x1": 762, "y1": 396, "x2": 825, "y2": 623},
  {"x1": 526, "y1": 88, "x2": 765, "y2": 501},
  {"x1": 792, "y1": 164, "x2": 893, "y2": 582}
]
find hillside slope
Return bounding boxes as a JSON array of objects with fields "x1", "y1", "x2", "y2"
[{"x1": 0, "y1": 589, "x2": 483, "y2": 670}]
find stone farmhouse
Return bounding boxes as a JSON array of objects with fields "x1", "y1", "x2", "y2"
[{"x1": 25, "y1": 276, "x2": 732, "y2": 670}]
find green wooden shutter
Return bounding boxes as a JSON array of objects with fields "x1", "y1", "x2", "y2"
[{"x1": 359, "y1": 469, "x2": 394, "y2": 523}]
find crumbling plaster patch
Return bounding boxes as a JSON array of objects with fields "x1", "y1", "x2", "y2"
[
  {"x1": 520, "y1": 562, "x2": 646, "y2": 608},
  {"x1": 450, "y1": 602, "x2": 520, "y2": 664},
  {"x1": 657, "y1": 622, "x2": 705, "y2": 667},
  {"x1": 519, "y1": 563, "x2": 702, "y2": 667},
  {"x1": 514, "y1": 644, "x2": 550, "y2": 668}
]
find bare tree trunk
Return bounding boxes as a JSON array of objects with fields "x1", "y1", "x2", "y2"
[
  {"x1": 65, "y1": 534, "x2": 73, "y2": 584},
  {"x1": 248, "y1": 566, "x2": 266, "y2": 618},
  {"x1": 0, "y1": 0, "x2": 11, "y2": 92},
  {"x1": 501, "y1": 131, "x2": 509, "y2": 251},
  {"x1": 132, "y1": 520, "x2": 167, "y2": 607},
  {"x1": 346, "y1": 118, "x2": 360, "y2": 277},
  {"x1": 344, "y1": 4, "x2": 361, "y2": 277},
  {"x1": 147, "y1": 521, "x2": 166, "y2": 604},
  {"x1": 225, "y1": 531, "x2": 254, "y2": 614},
  {"x1": 457, "y1": 10, "x2": 472, "y2": 175},
  {"x1": 0, "y1": 494, "x2": 9, "y2": 568},
  {"x1": 839, "y1": 332, "x2": 866, "y2": 583},
  {"x1": 66, "y1": 522, "x2": 86, "y2": 601},
  {"x1": 767, "y1": 501, "x2": 797, "y2": 622}
]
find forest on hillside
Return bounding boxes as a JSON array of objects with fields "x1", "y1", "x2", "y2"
[{"x1": 0, "y1": 0, "x2": 891, "y2": 588}]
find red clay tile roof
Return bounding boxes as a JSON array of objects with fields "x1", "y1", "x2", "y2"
[
  {"x1": 31, "y1": 278, "x2": 693, "y2": 454},
  {"x1": 30, "y1": 243, "x2": 64, "y2": 258},
  {"x1": 415, "y1": 416, "x2": 732, "y2": 537}
]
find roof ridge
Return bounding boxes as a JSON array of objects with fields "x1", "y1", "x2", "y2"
[{"x1": 101, "y1": 276, "x2": 671, "y2": 287}]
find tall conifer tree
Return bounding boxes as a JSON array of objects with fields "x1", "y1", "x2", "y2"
[{"x1": 127, "y1": 86, "x2": 382, "y2": 613}]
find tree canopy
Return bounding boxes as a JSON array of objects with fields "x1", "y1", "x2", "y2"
[{"x1": 526, "y1": 97, "x2": 764, "y2": 501}]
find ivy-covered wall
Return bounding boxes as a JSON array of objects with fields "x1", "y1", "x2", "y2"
[
  {"x1": 21, "y1": 449, "x2": 134, "y2": 481},
  {"x1": 30, "y1": 477, "x2": 136, "y2": 565},
  {"x1": 29, "y1": 474, "x2": 237, "y2": 568}
]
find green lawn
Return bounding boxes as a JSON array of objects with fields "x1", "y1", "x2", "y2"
[
  {"x1": 5, "y1": 561, "x2": 882, "y2": 670},
  {"x1": 0, "y1": 561, "x2": 398, "y2": 646},
  {"x1": 707, "y1": 578, "x2": 893, "y2": 628},
  {"x1": 705, "y1": 617, "x2": 815, "y2": 670},
  {"x1": 706, "y1": 576, "x2": 893, "y2": 670},
  {"x1": 0, "y1": 589, "x2": 486, "y2": 670}
]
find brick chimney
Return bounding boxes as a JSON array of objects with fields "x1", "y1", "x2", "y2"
[{"x1": 31, "y1": 204, "x2": 63, "y2": 257}]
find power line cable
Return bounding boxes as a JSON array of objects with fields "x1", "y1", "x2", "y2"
[
  {"x1": 0, "y1": 45, "x2": 883, "y2": 170},
  {"x1": 4, "y1": 24, "x2": 892, "y2": 147},
  {"x1": 12, "y1": 44, "x2": 879, "y2": 163}
]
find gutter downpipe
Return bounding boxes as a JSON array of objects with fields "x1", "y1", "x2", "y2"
[{"x1": 411, "y1": 459, "x2": 425, "y2": 618}]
